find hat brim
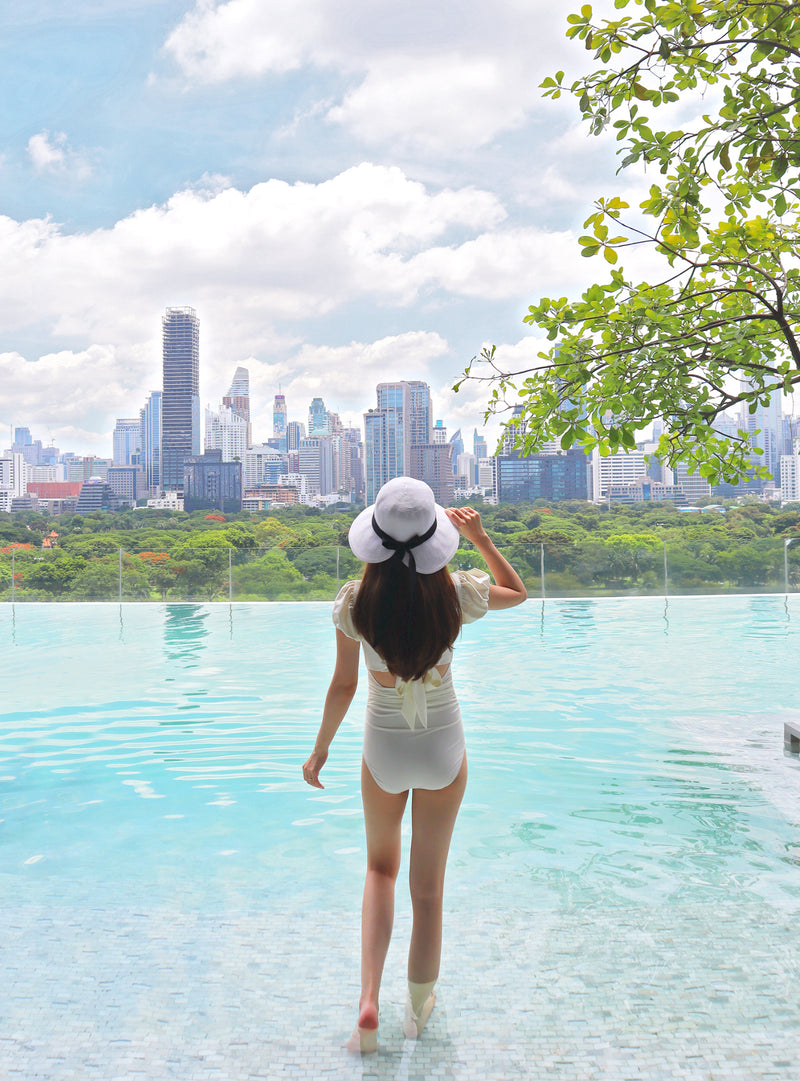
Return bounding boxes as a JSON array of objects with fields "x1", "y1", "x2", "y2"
[{"x1": 348, "y1": 501, "x2": 459, "y2": 574}]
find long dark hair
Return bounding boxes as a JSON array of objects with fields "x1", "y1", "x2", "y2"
[{"x1": 352, "y1": 559, "x2": 462, "y2": 681}]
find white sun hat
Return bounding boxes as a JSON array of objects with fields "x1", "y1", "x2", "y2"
[{"x1": 348, "y1": 477, "x2": 459, "y2": 575}]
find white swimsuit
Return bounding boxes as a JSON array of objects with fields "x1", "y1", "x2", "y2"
[{"x1": 332, "y1": 570, "x2": 490, "y2": 794}]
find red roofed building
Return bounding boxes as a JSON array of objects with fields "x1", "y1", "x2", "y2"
[{"x1": 27, "y1": 482, "x2": 83, "y2": 499}]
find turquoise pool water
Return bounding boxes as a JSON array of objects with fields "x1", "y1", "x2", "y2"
[
  {"x1": 3, "y1": 597, "x2": 800, "y2": 911},
  {"x1": 2, "y1": 597, "x2": 800, "y2": 1079}
]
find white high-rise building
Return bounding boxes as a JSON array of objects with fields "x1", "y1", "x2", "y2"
[
  {"x1": 742, "y1": 379, "x2": 783, "y2": 481},
  {"x1": 0, "y1": 452, "x2": 26, "y2": 512},
  {"x1": 781, "y1": 438, "x2": 800, "y2": 503},
  {"x1": 477, "y1": 456, "x2": 497, "y2": 495},
  {"x1": 299, "y1": 436, "x2": 334, "y2": 496},
  {"x1": 223, "y1": 366, "x2": 251, "y2": 445},
  {"x1": 456, "y1": 451, "x2": 477, "y2": 485},
  {"x1": 205, "y1": 405, "x2": 248, "y2": 462},
  {"x1": 244, "y1": 444, "x2": 284, "y2": 488},
  {"x1": 591, "y1": 448, "x2": 647, "y2": 501}
]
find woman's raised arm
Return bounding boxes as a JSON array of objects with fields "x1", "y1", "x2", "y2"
[{"x1": 445, "y1": 507, "x2": 527, "y2": 610}]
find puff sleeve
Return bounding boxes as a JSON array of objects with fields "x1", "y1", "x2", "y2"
[
  {"x1": 332, "y1": 580, "x2": 361, "y2": 640},
  {"x1": 454, "y1": 568, "x2": 491, "y2": 623}
]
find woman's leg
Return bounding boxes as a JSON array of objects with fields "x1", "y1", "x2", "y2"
[
  {"x1": 407, "y1": 754, "x2": 468, "y2": 985},
  {"x1": 356, "y1": 757, "x2": 409, "y2": 1033}
]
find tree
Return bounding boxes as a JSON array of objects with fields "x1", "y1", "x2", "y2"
[{"x1": 459, "y1": 0, "x2": 800, "y2": 484}]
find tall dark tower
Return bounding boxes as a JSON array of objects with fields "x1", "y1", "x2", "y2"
[{"x1": 161, "y1": 306, "x2": 200, "y2": 490}]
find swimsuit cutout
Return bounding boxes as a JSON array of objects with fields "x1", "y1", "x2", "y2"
[{"x1": 332, "y1": 569, "x2": 490, "y2": 794}]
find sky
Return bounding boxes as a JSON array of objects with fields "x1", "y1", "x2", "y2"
[{"x1": 0, "y1": 0, "x2": 657, "y2": 456}]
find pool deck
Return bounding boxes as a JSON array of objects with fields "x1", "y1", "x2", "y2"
[{"x1": 4, "y1": 898, "x2": 800, "y2": 1080}]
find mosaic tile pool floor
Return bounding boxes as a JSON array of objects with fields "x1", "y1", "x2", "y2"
[
  {"x1": 4, "y1": 898, "x2": 799, "y2": 1080},
  {"x1": 4, "y1": 599, "x2": 800, "y2": 1078}
]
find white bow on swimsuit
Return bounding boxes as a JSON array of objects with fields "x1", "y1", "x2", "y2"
[{"x1": 393, "y1": 668, "x2": 443, "y2": 730}]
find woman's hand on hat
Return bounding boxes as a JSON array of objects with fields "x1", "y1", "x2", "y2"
[
  {"x1": 302, "y1": 749, "x2": 327, "y2": 789},
  {"x1": 445, "y1": 507, "x2": 488, "y2": 546}
]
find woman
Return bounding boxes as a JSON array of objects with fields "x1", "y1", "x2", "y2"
[{"x1": 302, "y1": 477, "x2": 526, "y2": 1052}]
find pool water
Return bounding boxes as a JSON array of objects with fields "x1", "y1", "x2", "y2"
[{"x1": 2, "y1": 597, "x2": 800, "y2": 1079}]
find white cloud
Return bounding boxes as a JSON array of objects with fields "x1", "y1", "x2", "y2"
[
  {"x1": 327, "y1": 54, "x2": 535, "y2": 153},
  {"x1": 27, "y1": 131, "x2": 92, "y2": 179},
  {"x1": 160, "y1": 0, "x2": 585, "y2": 153},
  {"x1": 0, "y1": 165, "x2": 571, "y2": 348},
  {"x1": 0, "y1": 345, "x2": 148, "y2": 454},
  {"x1": 162, "y1": 0, "x2": 327, "y2": 82},
  {"x1": 246, "y1": 331, "x2": 452, "y2": 433},
  {"x1": 2, "y1": 165, "x2": 597, "y2": 449}
]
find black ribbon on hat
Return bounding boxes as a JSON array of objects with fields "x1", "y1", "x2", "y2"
[{"x1": 371, "y1": 513, "x2": 437, "y2": 618}]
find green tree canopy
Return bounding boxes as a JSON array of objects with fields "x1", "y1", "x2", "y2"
[{"x1": 460, "y1": 0, "x2": 800, "y2": 484}]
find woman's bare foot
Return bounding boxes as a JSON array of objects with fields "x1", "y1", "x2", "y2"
[{"x1": 345, "y1": 1001, "x2": 379, "y2": 1053}]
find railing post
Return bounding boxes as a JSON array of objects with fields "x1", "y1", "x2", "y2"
[
  {"x1": 663, "y1": 540, "x2": 668, "y2": 597},
  {"x1": 336, "y1": 545, "x2": 340, "y2": 591},
  {"x1": 228, "y1": 547, "x2": 233, "y2": 603},
  {"x1": 785, "y1": 538, "x2": 798, "y2": 594},
  {"x1": 11, "y1": 548, "x2": 15, "y2": 603},
  {"x1": 540, "y1": 543, "x2": 545, "y2": 599},
  {"x1": 119, "y1": 549, "x2": 123, "y2": 603}
]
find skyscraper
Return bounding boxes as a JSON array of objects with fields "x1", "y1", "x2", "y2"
[
  {"x1": 205, "y1": 405, "x2": 248, "y2": 462},
  {"x1": 223, "y1": 366, "x2": 251, "y2": 445},
  {"x1": 448, "y1": 429, "x2": 464, "y2": 474},
  {"x1": 112, "y1": 418, "x2": 142, "y2": 466},
  {"x1": 743, "y1": 380, "x2": 783, "y2": 484},
  {"x1": 407, "y1": 381, "x2": 432, "y2": 446},
  {"x1": 286, "y1": 421, "x2": 305, "y2": 451},
  {"x1": 308, "y1": 397, "x2": 330, "y2": 436},
  {"x1": 161, "y1": 307, "x2": 200, "y2": 490},
  {"x1": 299, "y1": 436, "x2": 335, "y2": 496},
  {"x1": 363, "y1": 380, "x2": 433, "y2": 503},
  {"x1": 364, "y1": 382, "x2": 411, "y2": 503},
  {"x1": 273, "y1": 393, "x2": 287, "y2": 446},
  {"x1": 140, "y1": 391, "x2": 161, "y2": 491}
]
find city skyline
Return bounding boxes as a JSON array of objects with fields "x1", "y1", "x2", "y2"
[{"x1": 0, "y1": 1, "x2": 730, "y2": 459}]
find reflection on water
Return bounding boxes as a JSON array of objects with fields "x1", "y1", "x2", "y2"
[
  {"x1": 163, "y1": 604, "x2": 210, "y2": 667},
  {"x1": 546, "y1": 598, "x2": 596, "y2": 652},
  {"x1": 744, "y1": 594, "x2": 789, "y2": 639}
]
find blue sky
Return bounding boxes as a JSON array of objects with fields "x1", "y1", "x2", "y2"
[{"x1": 1, "y1": 0, "x2": 646, "y2": 454}]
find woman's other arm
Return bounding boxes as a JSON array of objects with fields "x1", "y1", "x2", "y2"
[
  {"x1": 302, "y1": 630, "x2": 360, "y2": 789},
  {"x1": 445, "y1": 507, "x2": 527, "y2": 610}
]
